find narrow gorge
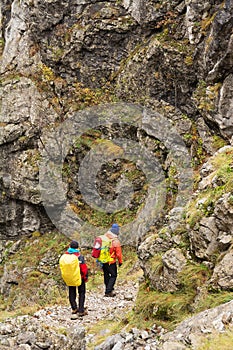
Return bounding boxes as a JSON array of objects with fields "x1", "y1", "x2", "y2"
[{"x1": 0, "y1": 0, "x2": 233, "y2": 349}]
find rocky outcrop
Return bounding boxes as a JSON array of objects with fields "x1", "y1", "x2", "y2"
[
  {"x1": 138, "y1": 144, "x2": 233, "y2": 297},
  {"x1": 1, "y1": 0, "x2": 233, "y2": 239},
  {"x1": 189, "y1": 191, "x2": 233, "y2": 262},
  {"x1": 0, "y1": 0, "x2": 233, "y2": 346},
  {"x1": 0, "y1": 313, "x2": 86, "y2": 350},
  {"x1": 210, "y1": 249, "x2": 233, "y2": 290},
  {"x1": 140, "y1": 246, "x2": 187, "y2": 292},
  {"x1": 93, "y1": 300, "x2": 233, "y2": 349},
  {"x1": 159, "y1": 300, "x2": 233, "y2": 349}
]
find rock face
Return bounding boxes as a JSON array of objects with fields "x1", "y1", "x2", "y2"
[
  {"x1": 1, "y1": 1, "x2": 233, "y2": 344},
  {"x1": 210, "y1": 250, "x2": 233, "y2": 290},
  {"x1": 159, "y1": 300, "x2": 233, "y2": 349},
  {"x1": 138, "y1": 144, "x2": 233, "y2": 293},
  {"x1": 189, "y1": 191, "x2": 233, "y2": 262},
  {"x1": 1, "y1": 0, "x2": 233, "y2": 238}
]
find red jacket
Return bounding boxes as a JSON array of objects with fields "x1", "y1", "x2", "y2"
[
  {"x1": 65, "y1": 251, "x2": 88, "y2": 282},
  {"x1": 105, "y1": 231, "x2": 123, "y2": 265}
]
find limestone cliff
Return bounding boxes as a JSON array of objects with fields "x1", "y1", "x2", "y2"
[{"x1": 0, "y1": 0, "x2": 233, "y2": 304}]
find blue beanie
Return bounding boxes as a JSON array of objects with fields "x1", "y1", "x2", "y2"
[{"x1": 110, "y1": 223, "x2": 120, "y2": 235}]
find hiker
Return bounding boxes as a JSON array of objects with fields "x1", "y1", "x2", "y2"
[
  {"x1": 102, "y1": 223, "x2": 123, "y2": 297},
  {"x1": 65, "y1": 240, "x2": 88, "y2": 316}
]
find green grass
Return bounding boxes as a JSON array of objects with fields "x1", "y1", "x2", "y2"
[
  {"x1": 128, "y1": 260, "x2": 233, "y2": 331},
  {"x1": 131, "y1": 283, "x2": 194, "y2": 330},
  {"x1": 179, "y1": 263, "x2": 211, "y2": 293},
  {"x1": 129, "y1": 283, "x2": 233, "y2": 332},
  {"x1": 0, "y1": 231, "x2": 70, "y2": 320},
  {"x1": 194, "y1": 291, "x2": 233, "y2": 313}
]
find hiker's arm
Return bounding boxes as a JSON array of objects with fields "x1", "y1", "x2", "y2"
[{"x1": 115, "y1": 245, "x2": 123, "y2": 264}]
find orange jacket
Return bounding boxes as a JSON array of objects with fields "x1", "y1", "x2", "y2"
[{"x1": 105, "y1": 231, "x2": 123, "y2": 265}]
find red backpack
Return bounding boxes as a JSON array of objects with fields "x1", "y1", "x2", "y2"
[
  {"x1": 91, "y1": 235, "x2": 113, "y2": 263},
  {"x1": 91, "y1": 236, "x2": 102, "y2": 258}
]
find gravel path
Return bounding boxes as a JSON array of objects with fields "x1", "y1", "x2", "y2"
[
  {"x1": 0, "y1": 280, "x2": 140, "y2": 350},
  {"x1": 33, "y1": 279, "x2": 139, "y2": 329}
]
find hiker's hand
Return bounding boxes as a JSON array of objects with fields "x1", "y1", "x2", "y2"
[{"x1": 119, "y1": 263, "x2": 122, "y2": 267}]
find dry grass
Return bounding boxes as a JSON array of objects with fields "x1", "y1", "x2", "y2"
[{"x1": 197, "y1": 328, "x2": 233, "y2": 350}]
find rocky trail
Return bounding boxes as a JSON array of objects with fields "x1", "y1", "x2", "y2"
[
  {"x1": 34, "y1": 279, "x2": 138, "y2": 330},
  {"x1": 1, "y1": 278, "x2": 153, "y2": 350},
  {"x1": 1, "y1": 272, "x2": 233, "y2": 349}
]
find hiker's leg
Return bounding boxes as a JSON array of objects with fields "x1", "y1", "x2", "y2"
[
  {"x1": 69, "y1": 286, "x2": 78, "y2": 310},
  {"x1": 78, "y1": 280, "x2": 86, "y2": 313},
  {"x1": 106, "y1": 263, "x2": 117, "y2": 294},
  {"x1": 102, "y1": 263, "x2": 110, "y2": 292}
]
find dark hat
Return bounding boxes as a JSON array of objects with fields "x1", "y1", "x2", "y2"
[
  {"x1": 110, "y1": 223, "x2": 120, "y2": 235},
  {"x1": 70, "y1": 240, "x2": 79, "y2": 249}
]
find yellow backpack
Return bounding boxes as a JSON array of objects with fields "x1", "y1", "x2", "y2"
[
  {"x1": 98, "y1": 235, "x2": 114, "y2": 264},
  {"x1": 59, "y1": 254, "x2": 81, "y2": 286}
]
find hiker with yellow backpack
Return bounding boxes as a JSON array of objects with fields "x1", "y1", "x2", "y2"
[
  {"x1": 59, "y1": 240, "x2": 88, "y2": 317},
  {"x1": 92, "y1": 223, "x2": 123, "y2": 297}
]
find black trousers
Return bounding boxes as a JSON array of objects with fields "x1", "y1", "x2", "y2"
[
  {"x1": 68, "y1": 279, "x2": 86, "y2": 312},
  {"x1": 102, "y1": 262, "x2": 117, "y2": 294}
]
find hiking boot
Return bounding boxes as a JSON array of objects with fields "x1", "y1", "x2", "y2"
[
  {"x1": 104, "y1": 291, "x2": 116, "y2": 297},
  {"x1": 78, "y1": 310, "x2": 88, "y2": 317},
  {"x1": 71, "y1": 314, "x2": 79, "y2": 320},
  {"x1": 72, "y1": 309, "x2": 78, "y2": 314}
]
